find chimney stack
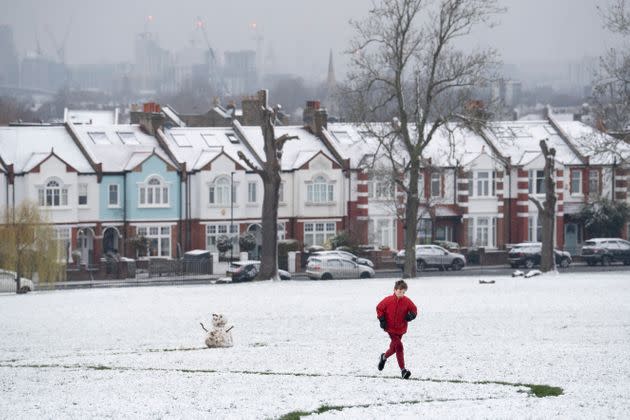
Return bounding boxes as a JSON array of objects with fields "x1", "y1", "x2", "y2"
[
  {"x1": 241, "y1": 89, "x2": 268, "y2": 126},
  {"x1": 131, "y1": 102, "x2": 165, "y2": 135},
  {"x1": 303, "y1": 100, "x2": 327, "y2": 135}
]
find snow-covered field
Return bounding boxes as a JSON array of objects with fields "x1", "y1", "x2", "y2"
[{"x1": 1, "y1": 273, "x2": 629, "y2": 419}]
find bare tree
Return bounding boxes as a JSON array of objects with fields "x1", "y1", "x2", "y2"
[
  {"x1": 238, "y1": 101, "x2": 297, "y2": 281},
  {"x1": 593, "y1": 0, "x2": 630, "y2": 143},
  {"x1": 528, "y1": 140, "x2": 557, "y2": 273},
  {"x1": 345, "y1": 0, "x2": 502, "y2": 277}
]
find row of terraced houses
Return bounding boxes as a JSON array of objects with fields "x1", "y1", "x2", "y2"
[{"x1": 1, "y1": 90, "x2": 629, "y2": 267}]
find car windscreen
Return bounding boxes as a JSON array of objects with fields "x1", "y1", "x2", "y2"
[{"x1": 583, "y1": 241, "x2": 597, "y2": 246}]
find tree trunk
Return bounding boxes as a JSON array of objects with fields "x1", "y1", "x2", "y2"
[
  {"x1": 259, "y1": 170, "x2": 280, "y2": 280},
  {"x1": 529, "y1": 139, "x2": 557, "y2": 273},
  {"x1": 403, "y1": 163, "x2": 420, "y2": 278}
]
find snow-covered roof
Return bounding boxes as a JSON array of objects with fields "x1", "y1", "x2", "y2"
[
  {"x1": 162, "y1": 106, "x2": 186, "y2": 128},
  {"x1": 484, "y1": 121, "x2": 581, "y2": 166},
  {"x1": 0, "y1": 126, "x2": 94, "y2": 173},
  {"x1": 238, "y1": 125, "x2": 339, "y2": 171},
  {"x1": 556, "y1": 121, "x2": 630, "y2": 165},
  {"x1": 161, "y1": 125, "x2": 259, "y2": 172},
  {"x1": 70, "y1": 124, "x2": 177, "y2": 172},
  {"x1": 327, "y1": 123, "x2": 498, "y2": 169},
  {"x1": 64, "y1": 109, "x2": 118, "y2": 125}
]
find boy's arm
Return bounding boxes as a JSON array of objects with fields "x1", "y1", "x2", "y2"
[
  {"x1": 376, "y1": 298, "x2": 388, "y2": 330},
  {"x1": 376, "y1": 297, "x2": 387, "y2": 318},
  {"x1": 403, "y1": 298, "x2": 419, "y2": 322}
]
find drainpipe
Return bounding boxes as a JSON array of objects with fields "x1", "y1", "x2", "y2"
[
  {"x1": 123, "y1": 173, "x2": 127, "y2": 256},
  {"x1": 612, "y1": 158, "x2": 617, "y2": 201},
  {"x1": 508, "y1": 165, "x2": 512, "y2": 244},
  {"x1": 179, "y1": 170, "x2": 184, "y2": 257}
]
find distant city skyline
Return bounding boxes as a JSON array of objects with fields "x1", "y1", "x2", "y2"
[{"x1": 0, "y1": 0, "x2": 622, "y2": 83}]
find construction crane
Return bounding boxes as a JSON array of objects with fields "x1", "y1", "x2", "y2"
[
  {"x1": 44, "y1": 17, "x2": 72, "y2": 64},
  {"x1": 196, "y1": 16, "x2": 215, "y2": 61}
]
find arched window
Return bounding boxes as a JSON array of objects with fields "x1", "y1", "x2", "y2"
[
  {"x1": 209, "y1": 177, "x2": 234, "y2": 206},
  {"x1": 38, "y1": 179, "x2": 68, "y2": 207},
  {"x1": 307, "y1": 176, "x2": 333, "y2": 203},
  {"x1": 139, "y1": 176, "x2": 169, "y2": 206}
]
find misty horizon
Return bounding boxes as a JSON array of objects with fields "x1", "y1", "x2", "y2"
[{"x1": 0, "y1": 0, "x2": 622, "y2": 83}]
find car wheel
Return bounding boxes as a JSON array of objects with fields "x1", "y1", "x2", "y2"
[
  {"x1": 559, "y1": 258, "x2": 570, "y2": 268},
  {"x1": 451, "y1": 259, "x2": 464, "y2": 271},
  {"x1": 416, "y1": 260, "x2": 426, "y2": 272},
  {"x1": 360, "y1": 272, "x2": 371, "y2": 279},
  {"x1": 321, "y1": 273, "x2": 333, "y2": 280},
  {"x1": 524, "y1": 259, "x2": 535, "y2": 269},
  {"x1": 601, "y1": 256, "x2": 611, "y2": 266}
]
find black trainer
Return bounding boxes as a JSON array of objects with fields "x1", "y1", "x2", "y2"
[
  {"x1": 378, "y1": 353, "x2": 386, "y2": 371},
  {"x1": 401, "y1": 368, "x2": 411, "y2": 379}
]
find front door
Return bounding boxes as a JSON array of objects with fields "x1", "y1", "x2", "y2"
[
  {"x1": 564, "y1": 223, "x2": 579, "y2": 256},
  {"x1": 78, "y1": 229, "x2": 94, "y2": 265}
]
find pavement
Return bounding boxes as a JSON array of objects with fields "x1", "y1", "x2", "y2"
[{"x1": 22, "y1": 261, "x2": 630, "y2": 292}]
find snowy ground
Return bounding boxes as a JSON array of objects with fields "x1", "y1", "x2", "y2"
[{"x1": 1, "y1": 272, "x2": 629, "y2": 419}]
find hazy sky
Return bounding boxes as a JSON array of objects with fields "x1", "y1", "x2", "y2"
[{"x1": 0, "y1": 0, "x2": 620, "y2": 81}]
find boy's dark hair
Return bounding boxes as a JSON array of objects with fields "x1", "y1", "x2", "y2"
[{"x1": 394, "y1": 280, "x2": 408, "y2": 290}]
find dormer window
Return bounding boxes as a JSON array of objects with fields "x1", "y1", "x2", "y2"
[{"x1": 226, "y1": 133, "x2": 239, "y2": 143}]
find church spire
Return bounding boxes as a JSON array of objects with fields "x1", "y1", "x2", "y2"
[{"x1": 327, "y1": 49, "x2": 336, "y2": 88}]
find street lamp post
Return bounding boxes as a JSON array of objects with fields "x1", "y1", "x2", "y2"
[{"x1": 230, "y1": 171, "x2": 235, "y2": 262}]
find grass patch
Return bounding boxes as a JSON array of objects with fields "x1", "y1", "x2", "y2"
[
  {"x1": 526, "y1": 384, "x2": 563, "y2": 398},
  {"x1": 278, "y1": 411, "x2": 312, "y2": 420}
]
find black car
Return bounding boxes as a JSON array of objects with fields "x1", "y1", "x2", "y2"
[
  {"x1": 581, "y1": 238, "x2": 630, "y2": 266},
  {"x1": 226, "y1": 261, "x2": 292, "y2": 282},
  {"x1": 508, "y1": 243, "x2": 572, "y2": 269}
]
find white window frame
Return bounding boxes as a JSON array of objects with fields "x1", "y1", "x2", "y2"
[
  {"x1": 248, "y1": 181, "x2": 257, "y2": 203},
  {"x1": 467, "y1": 216, "x2": 496, "y2": 248},
  {"x1": 279, "y1": 182, "x2": 285, "y2": 204},
  {"x1": 108, "y1": 184, "x2": 120, "y2": 208},
  {"x1": 53, "y1": 226, "x2": 71, "y2": 261},
  {"x1": 570, "y1": 170, "x2": 582, "y2": 195},
  {"x1": 78, "y1": 183, "x2": 88, "y2": 206},
  {"x1": 528, "y1": 170, "x2": 546, "y2": 195},
  {"x1": 137, "y1": 226, "x2": 171, "y2": 258},
  {"x1": 418, "y1": 173, "x2": 425, "y2": 199},
  {"x1": 473, "y1": 171, "x2": 495, "y2": 197},
  {"x1": 38, "y1": 178, "x2": 69, "y2": 208},
  {"x1": 430, "y1": 173, "x2": 441, "y2": 197},
  {"x1": 206, "y1": 224, "x2": 239, "y2": 254},
  {"x1": 138, "y1": 176, "x2": 170, "y2": 208},
  {"x1": 303, "y1": 221, "x2": 336, "y2": 247},
  {"x1": 307, "y1": 175, "x2": 334, "y2": 204},
  {"x1": 209, "y1": 176, "x2": 235, "y2": 206},
  {"x1": 528, "y1": 215, "x2": 543, "y2": 242},
  {"x1": 588, "y1": 169, "x2": 600, "y2": 196}
]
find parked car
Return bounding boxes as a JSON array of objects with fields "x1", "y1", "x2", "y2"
[
  {"x1": 308, "y1": 250, "x2": 374, "y2": 268},
  {"x1": 226, "y1": 261, "x2": 291, "y2": 282},
  {"x1": 395, "y1": 245, "x2": 466, "y2": 271},
  {"x1": 581, "y1": 238, "x2": 630, "y2": 266},
  {"x1": 306, "y1": 256, "x2": 375, "y2": 280},
  {"x1": 507, "y1": 243, "x2": 572, "y2": 269},
  {"x1": 0, "y1": 269, "x2": 35, "y2": 293}
]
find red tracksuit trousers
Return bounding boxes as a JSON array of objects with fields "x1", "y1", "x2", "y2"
[{"x1": 384, "y1": 333, "x2": 405, "y2": 369}]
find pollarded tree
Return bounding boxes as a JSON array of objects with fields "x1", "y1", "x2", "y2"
[
  {"x1": 345, "y1": 0, "x2": 503, "y2": 277},
  {"x1": 238, "y1": 103, "x2": 296, "y2": 280},
  {"x1": 528, "y1": 140, "x2": 557, "y2": 273},
  {"x1": 0, "y1": 201, "x2": 65, "y2": 292}
]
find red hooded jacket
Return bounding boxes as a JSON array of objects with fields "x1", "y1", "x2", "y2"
[{"x1": 376, "y1": 294, "x2": 418, "y2": 335}]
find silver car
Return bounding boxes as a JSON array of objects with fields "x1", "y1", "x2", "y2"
[
  {"x1": 306, "y1": 256, "x2": 375, "y2": 280},
  {"x1": 396, "y1": 245, "x2": 466, "y2": 271},
  {"x1": 308, "y1": 250, "x2": 374, "y2": 268},
  {"x1": 0, "y1": 269, "x2": 35, "y2": 293}
]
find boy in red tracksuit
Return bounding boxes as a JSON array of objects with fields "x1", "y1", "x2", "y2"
[{"x1": 376, "y1": 280, "x2": 418, "y2": 379}]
